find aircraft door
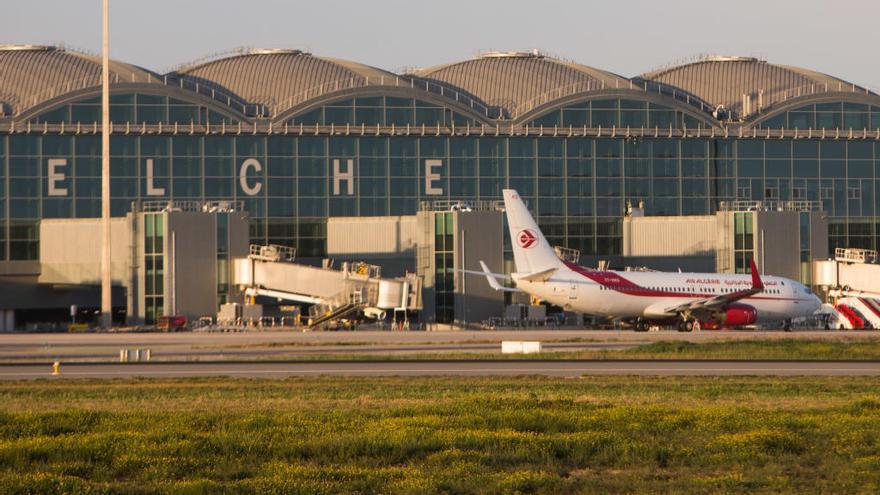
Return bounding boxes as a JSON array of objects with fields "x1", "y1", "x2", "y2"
[{"x1": 569, "y1": 282, "x2": 578, "y2": 299}]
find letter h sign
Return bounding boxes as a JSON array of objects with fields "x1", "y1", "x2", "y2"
[{"x1": 333, "y1": 159, "x2": 354, "y2": 195}]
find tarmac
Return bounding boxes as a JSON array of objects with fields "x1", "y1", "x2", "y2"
[
  {"x1": 1, "y1": 328, "x2": 878, "y2": 363},
  {"x1": 1, "y1": 359, "x2": 879, "y2": 379}
]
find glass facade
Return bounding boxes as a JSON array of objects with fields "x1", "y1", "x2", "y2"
[
  {"x1": 2, "y1": 91, "x2": 880, "y2": 266},
  {"x1": 30, "y1": 93, "x2": 238, "y2": 125},
  {"x1": 433, "y1": 212, "x2": 455, "y2": 323},
  {"x1": 757, "y1": 103, "x2": 880, "y2": 130},
  {"x1": 217, "y1": 213, "x2": 229, "y2": 306},
  {"x1": 733, "y1": 212, "x2": 755, "y2": 274},
  {"x1": 2, "y1": 132, "x2": 880, "y2": 262},
  {"x1": 288, "y1": 97, "x2": 478, "y2": 127},
  {"x1": 527, "y1": 98, "x2": 706, "y2": 129},
  {"x1": 144, "y1": 213, "x2": 164, "y2": 324}
]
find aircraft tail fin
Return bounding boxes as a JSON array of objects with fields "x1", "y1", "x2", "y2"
[
  {"x1": 502, "y1": 189, "x2": 563, "y2": 275},
  {"x1": 749, "y1": 258, "x2": 765, "y2": 290}
]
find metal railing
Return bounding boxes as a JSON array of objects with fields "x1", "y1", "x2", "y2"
[
  {"x1": 344, "y1": 261, "x2": 382, "y2": 279},
  {"x1": 249, "y1": 244, "x2": 296, "y2": 262},
  {"x1": 419, "y1": 199, "x2": 504, "y2": 212},
  {"x1": 8, "y1": 120, "x2": 880, "y2": 141},
  {"x1": 835, "y1": 247, "x2": 877, "y2": 264},
  {"x1": 140, "y1": 200, "x2": 244, "y2": 213},
  {"x1": 718, "y1": 200, "x2": 822, "y2": 212}
]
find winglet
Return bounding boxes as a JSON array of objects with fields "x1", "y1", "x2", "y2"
[
  {"x1": 479, "y1": 261, "x2": 520, "y2": 292},
  {"x1": 749, "y1": 259, "x2": 764, "y2": 290}
]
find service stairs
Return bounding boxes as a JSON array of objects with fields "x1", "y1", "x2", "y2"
[
  {"x1": 836, "y1": 297, "x2": 879, "y2": 329},
  {"x1": 824, "y1": 296, "x2": 880, "y2": 329},
  {"x1": 307, "y1": 288, "x2": 369, "y2": 328}
]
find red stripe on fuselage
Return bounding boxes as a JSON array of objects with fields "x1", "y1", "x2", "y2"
[
  {"x1": 563, "y1": 261, "x2": 712, "y2": 297},
  {"x1": 561, "y1": 261, "x2": 784, "y2": 301}
]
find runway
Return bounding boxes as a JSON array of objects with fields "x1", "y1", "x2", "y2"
[
  {"x1": 2, "y1": 329, "x2": 878, "y2": 363},
  {"x1": 2, "y1": 359, "x2": 878, "y2": 379}
]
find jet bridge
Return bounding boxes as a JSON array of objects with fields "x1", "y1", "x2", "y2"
[
  {"x1": 233, "y1": 245, "x2": 422, "y2": 327},
  {"x1": 815, "y1": 248, "x2": 880, "y2": 300}
]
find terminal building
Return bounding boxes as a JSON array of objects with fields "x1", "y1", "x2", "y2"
[{"x1": 1, "y1": 44, "x2": 880, "y2": 327}]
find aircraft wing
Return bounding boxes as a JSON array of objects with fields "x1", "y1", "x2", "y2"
[{"x1": 662, "y1": 259, "x2": 764, "y2": 316}]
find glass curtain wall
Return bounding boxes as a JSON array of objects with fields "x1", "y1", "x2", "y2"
[
  {"x1": 144, "y1": 213, "x2": 165, "y2": 324},
  {"x1": 0, "y1": 134, "x2": 878, "y2": 261}
]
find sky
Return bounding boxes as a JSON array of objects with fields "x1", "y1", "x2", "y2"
[{"x1": 5, "y1": 0, "x2": 878, "y2": 90}]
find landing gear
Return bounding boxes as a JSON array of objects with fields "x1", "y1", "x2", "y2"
[
  {"x1": 634, "y1": 319, "x2": 649, "y2": 332},
  {"x1": 783, "y1": 319, "x2": 792, "y2": 332},
  {"x1": 677, "y1": 317, "x2": 701, "y2": 332}
]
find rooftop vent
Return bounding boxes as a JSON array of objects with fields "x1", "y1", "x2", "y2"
[
  {"x1": 477, "y1": 49, "x2": 544, "y2": 60},
  {"x1": 0, "y1": 44, "x2": 56, "y2": 52},
  {"x1": 702, "y1": 55, "x2": 761, "y2": 63},
  {"x1": 247, "y1": 48, "x2": 304, "y2": 56}
]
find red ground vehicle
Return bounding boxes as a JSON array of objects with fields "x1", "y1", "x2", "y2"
[{"x1": 157, "y1": 315, "x2": 188, "y2": 331}]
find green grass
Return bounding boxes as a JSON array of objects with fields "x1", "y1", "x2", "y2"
[
  {"x1": 604, "y1": 338, "x2": 880, "y2": 360},
  {"x1": 0, "y1": 376, "x2": 879, "y2": 493}
]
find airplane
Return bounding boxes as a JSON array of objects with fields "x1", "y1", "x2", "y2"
[{"x1": 475, "y1": 189, "x2": 822, "y2": 331}]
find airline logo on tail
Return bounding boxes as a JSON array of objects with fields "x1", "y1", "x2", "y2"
[{"x1": 518, "y1": 229, "x2": 538, "y2": 249}]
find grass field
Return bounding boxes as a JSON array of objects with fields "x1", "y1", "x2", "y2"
[
  {"x1": 1, "y1": 376, "x2": 879, "y2": 494},
  {"x1": 586, "y1": 338, "x2": 880, "y2": 360}
]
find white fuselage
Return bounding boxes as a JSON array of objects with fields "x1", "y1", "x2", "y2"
[{"x1": 515, "y1": 263, "x2": 821, "y2": 322}]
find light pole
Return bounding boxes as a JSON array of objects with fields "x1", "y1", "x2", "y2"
[{"x1": 101, "y1": 0, "x2": 112, "y2": 328}]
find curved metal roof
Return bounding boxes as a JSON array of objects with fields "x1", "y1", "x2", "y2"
[
  {"x1": 3, "y1": 46, "x2": 877, "y2": 126},
  {"x1": 410, "y1": 51, "x2": 630, "y2": 119},
  {"x1": 0, "y1": 45, "x2": 158, "y2": 116},
  {"x1": 637, "y1": 56, "x2": 867, "y2": 119},
  {"x1": 174, "y1": 49, "x2": 401, "y2": 118}
]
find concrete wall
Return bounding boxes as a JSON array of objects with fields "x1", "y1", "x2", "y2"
[
  {"x1": 228, "y1": 212, "x2": 250, "y2": 259},
  {"x1": 226, "y1": 212, "x2": 250, "y2": 303},
  {"x1": 620, "y1": 255, "x2": 716, "y2": 273},
  {"x1": 165, "y1": 212, "x2": 218, "y2": 321},
  {"x1": 327, "y1": 216, "x2": 417, "y2": 277},
  {"x1": 622, "y1": 210, "x2": 827, "y2": 282},
  {"x1": 38, "y1": 218, "x2": 131, "y2": 285},
  {"x1": 810, "y1": 213, "x2": 829, "y2": 260},
  {"x1": 623, "y1": 216, "x2": 717, "y2": 257},
  {"x1": 455, "y1": 210, "x2": 504, "y2": 323},
  {"x1": 755, "y1": 211, "x2": 800, "y2": 279},
  {"x1": 754, "y1": 211, "x2": 827, "y2": 282}
]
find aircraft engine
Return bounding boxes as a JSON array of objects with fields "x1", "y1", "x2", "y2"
[
  {"x1": 363, "y1": 307, "x2": 386, "y2": 320},
  {"x1": 717, "y1": 303, "x2": 758, "y2": 326}
]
